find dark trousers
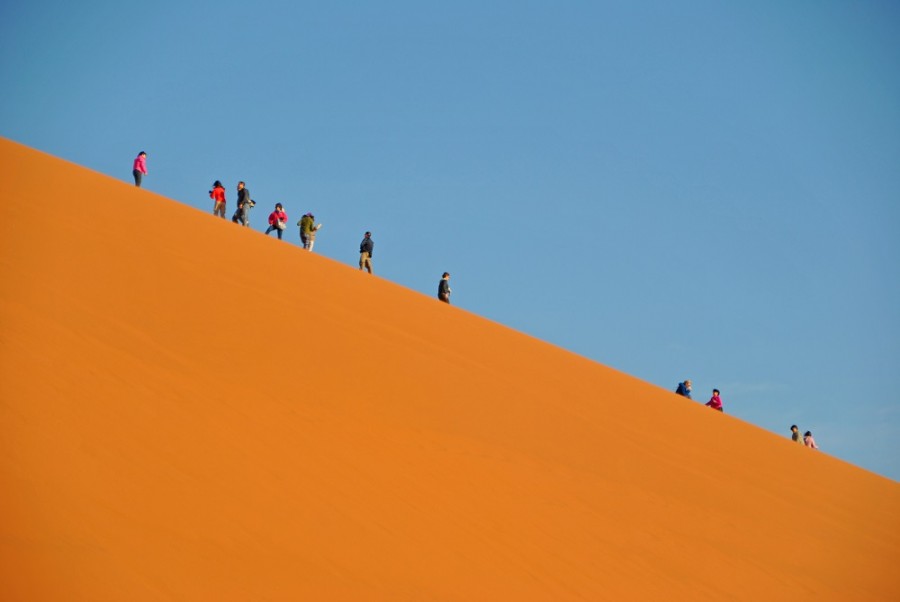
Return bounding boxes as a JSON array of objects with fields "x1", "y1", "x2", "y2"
[{"x1": 133, "y1": 170, "x2": 142, "y2": 187}]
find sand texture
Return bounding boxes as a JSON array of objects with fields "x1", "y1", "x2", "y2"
[{"x1": 1, "y1": 137, "x2": 898, "y2": 600}]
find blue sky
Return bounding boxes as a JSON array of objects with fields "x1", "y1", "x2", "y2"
[{"x1": 3, "y1": 1, "x2": 898, "y2": 480}]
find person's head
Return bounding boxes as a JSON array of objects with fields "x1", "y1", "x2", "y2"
[
  {"x1": 138, "y1": 151, "x2": 146, "y2": 157},
  {"x1": 364, "y1": 231, "x2": 371, "y2": 237},
  {"x1": 791, "y1": 425, "x2": 798, "y2": 432},
  {"x1": 442, "y1": 272, "x2": 450, "y2": 279},
  {"x1": 213, "y1": 180, "x2": 222, "y2": 188},
  {"x1": 804, "y1": 431, "x2": 812, "y2": 437},
  {"x1": 712, "y1": 389, "x2": 720, "y2": 396},
  {"x1": 237, "y1": 181, "x2": 245, "y2": 189},
  {"x1": 275, "y1": 203, "x2": 283, "y2": 210},
  {"x1": 685, "y1": 380, "x2": 692, "y2": 388},
  {"x1": 306, "y1": 212, "x2": 314, "y2": 217}
]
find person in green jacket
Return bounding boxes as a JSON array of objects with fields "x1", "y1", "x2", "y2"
[{"x1": 298, "y1": 212, "x2": 321, "y2": 252}]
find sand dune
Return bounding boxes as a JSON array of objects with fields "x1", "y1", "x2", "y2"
[{"x1": 1, "y1": 136, "x2": 897, "y2": 600}]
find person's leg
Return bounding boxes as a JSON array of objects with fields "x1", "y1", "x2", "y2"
[
  {"x1": 277, "y1": 228, "x2": 283, "y2": 240},
  {"x1": 133, "y1": 170, "x2": 142, "y2": 187},
  {"x1": 365, "y1": 257, "x2": 373, "y2": 274},
  {"x1": 308, "y1": 238, "x2": 315, "y2": 253},
  {"x1": 241, "y1": 206, "x2": 249, "y2": 226},
  {"x1": 265, "y1": 225, "x2": 274, "y2": 235}
]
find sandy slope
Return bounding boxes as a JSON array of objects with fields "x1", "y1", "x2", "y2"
[{"x1": 0, "y1": 137, "x2": 897, "y2": 600}]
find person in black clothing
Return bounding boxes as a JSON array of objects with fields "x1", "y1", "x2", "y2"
[
  {"x1": 438, "y1": 272, "x2": 451, "y2": 303},
  {"x1": 232, "y1": 181, "x2": 252, "y2": 226},
  {"x1": 359, "y1": 232, "x2": 374, "y2": 274}
]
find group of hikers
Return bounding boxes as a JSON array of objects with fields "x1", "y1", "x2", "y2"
[
  {"x1": 675, "y1": 379, "x2": 723, "y2": 411},
  {"x1": 135, "y1": 152, "x2": 825, "y2": 439},
  {"x1": 675, "y1": 379, "x2": 820, "y2": 448},
  {"x1": 790, "y1": 424, "x2": 819, "y2": 449},
  {"x1": 131, "y1": 152, "x2": 453, "y2": 303}
]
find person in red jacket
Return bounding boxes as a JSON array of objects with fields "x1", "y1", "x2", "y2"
[
  {"x1": 705, "y1": 389, "x2": 723, "y2": 412},
  {"x1": 209, "y1": 181, "x2": 226, "y2": 218},
  {"x1": 132, "y1": 151, "x2": 147, "y2": 187},
  {"x1": 265, "y1": 203, "x2": 288, "y2": 240}
]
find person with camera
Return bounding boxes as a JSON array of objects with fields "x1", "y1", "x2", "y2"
[
  {"x1": 265, "y1": 203, "x2": 288, "y2": 240},
  {"x1": 232, "y1": 181, "x2": 253, "y2": 226},
  {"x1": 298, "y1": 212, "x2": 322, "y2": 252},
  {"x1": 209, "y1": 181, "x2": 226, "y2": 218}
]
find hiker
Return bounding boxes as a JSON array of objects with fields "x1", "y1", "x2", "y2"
[
  {"x1": 210, "y1": 181, "x2": 226, "y2": 218},
  {"x1": 438, "y1": 272, "x2": 451, "y2": 303},
  {"x1": 705, "y1": 389, "x2": 723, "y2": 412},
  {"x1": 132, "y1": 151, "x2": 147, "y2": 187},
  {"x1": 803, "y1": 431, "x2": 819, "y2": 449},
  {"x1": 790, "y1": 425, "x2": 802, "y2": 443},
  {"x1": 265, "y1": 203, "x2": 288, "y2": 240},
  {"x1": 675, "y1": 380, "x2": 693, "y2": 399},
  {"x1": 232, "y1": 181, "x2": 252, "y2": 226},
  {"x1": 298, "y1": 212, "x2": 321, "y2": 251},
  {"x1": 359, "y1": 231, "x2": 374, "y2": 274}
]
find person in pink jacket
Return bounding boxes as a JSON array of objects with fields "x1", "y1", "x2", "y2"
[
  {"x1": 132, "y1": 151, "x2": 147, "y2": 187},
  {"x1": 209, "y1": 180, "x2": 226, "y2": 218},
  {"x1": 265, "y1": 203, "x2": 288, "y2": 240},
  {"x1": 705, "y1": 389, "x2": 723, "y2": 412},
  {"x1": 803, "y1": 431, "x2": 819, "y2": 449}
]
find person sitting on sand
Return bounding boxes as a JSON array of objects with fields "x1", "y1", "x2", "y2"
[
  {"x1": 790, "y1": 425, "x2": 802, "y2": 443},
  {"x1": 803, "y1": 431, "x2": 818, "y2": 449},
  {"x1": 705, "y1": 389, "x2": 723, "y2": 412},
  {"x1": 675, "y1": 379, "x2": 692, "y2": 399}
]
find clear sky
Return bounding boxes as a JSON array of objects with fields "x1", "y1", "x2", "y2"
[{"x1": 2, "y1": 1, "x2": 898, "y2": 481}]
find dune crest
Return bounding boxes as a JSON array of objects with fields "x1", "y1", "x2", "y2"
[{"x1": 1, "y1": 137, "x2": 898, "y2": 601}]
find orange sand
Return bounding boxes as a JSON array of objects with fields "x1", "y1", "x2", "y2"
[{"x1": 1, "y1": 137, "x2": 898, "y2": 600}]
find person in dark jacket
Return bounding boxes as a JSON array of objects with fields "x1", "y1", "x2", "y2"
[
  {"x1": 675, "y1": 380, "x2": 692, "y2": 399},
  {"x1": 359, "y1": 231, "x2": 374, "y2": 274},
  {"x1": 232, "y1": 181, "x2": 252, "y2": 226},
  {"x1": 438, "y1": 272, "x2": 451, "y2": 303}
]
